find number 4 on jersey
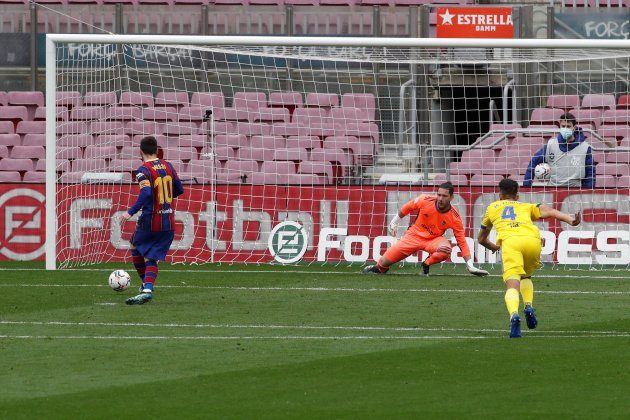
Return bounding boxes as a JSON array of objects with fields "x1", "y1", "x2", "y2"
[{"x1": 501, "y1": 206, "x2": 516, "y2": 220}]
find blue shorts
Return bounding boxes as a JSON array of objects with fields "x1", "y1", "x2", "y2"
[{"x1": 131, "y1": 230, "x2": 175, "y2": 261}]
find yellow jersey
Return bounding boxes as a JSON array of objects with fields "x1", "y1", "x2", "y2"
[{"x1": 480, "y1": 200, "x2": 542, "y2": 243}]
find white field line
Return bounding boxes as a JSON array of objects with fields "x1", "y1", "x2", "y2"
[
  {"x1": 0, "y1": 267, "x2": 629, "y2": 280},
  {"x1": 1, "y1": 320, "x2": 628, "y2": 336},
  {"x1": 0, "y1": 283, "x2": 628, "y2": 295}
]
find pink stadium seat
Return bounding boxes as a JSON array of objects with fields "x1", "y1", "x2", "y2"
[
  {"x1": 530, "y1": 108, "x2": 564, "y2": 127},
  {"x1": 512, "y1": 136, "x2": 546, "y2": 149},
  {"x1": 0, "y1": 145, "x2": 8, "y2": 158},
  {"x1": 109, "y1": 158, "x2": 142, "y2": 172},
  {"x1": 162, "y1": 122, "x2": 200, "y2": 136},
  {"x1": 605, "y1": 150, "x2": 630, "y2": 164},
  {"x1": 59, "y1": 172, "x2": 86, "y2": 184},
  {"x1": 600, "y1": 109, "x2": 630, "y2": 126},
  {"x1": 617, "y1": 176, "x2": 630, "y2": 188},
  {"x1": 460, "y1": 149, "x2": 496, "y2": 163},
  {"x1": 164, "y1": 147, "x2": 197, "y2": 161},
  {"x1": 483, "y1": 159, "x2": 521, "y2": 177},
  {"x1": 433, "y1": 173, "x2": 468, "y2": 186},
  {"x1": 0, "y1": 172, "x2": 21, "y2": 182},
  {"x1": 0, "y1": 158, "x2": 33, "y2": 172},
  {"x1": 213, "y1": 107, "x2": 250, "y2": 123},
  {"x1": 521, "y1": 125, "x2": 557, "y2": 138},
  {"x1": 95, "y1": 134, "x2": 131, "y2": 148},
  {"x1": 329, "y1": 107, "x2": 370, "y2": 126},
  {"x1": 34, "y1": 106, "x2": 69, "y2": 121},
  {"x1": 305, "y1": 93, "x2": 339, "y2": 110},
  {"x1": 449, "y1": 161, "x2": 481, "y2": 177},
  {"x1": 617, "y1": 95, "x2": 630, "y2": 109},
  {"x1": 57, "y1": 147, "x2": 83, "y2": 160},
  {"x1": 269, "y1": 91, "x2": 303, "y2": 113},
  {"x1": 23, "y1": 171, "x2": 46, "y2": 183},
  {"x1": 251, "y1": 108, "x2": 290, "y2": 124},
  {"x1": 597, "y1": 126, "x2": 630, "y2": 145},
  {"x1": 23, "y1": 134, "x2": 45, "y2": 147},
  {"x1": 83, "y1": 91, "x2": 117, "y2": 106},
  {"x1": 261, "y1": 160, "x2": 297, "y2": 175},
  {"x1": 200, "y1": 121, "x2": 234, "y2": 135},
  {"x1": 310, "y1": 147, "x2": 352, "y2": 179},
  {"x1": 546, "y1": 95, "x2": 580, "y2": 111},
  {"x1": 8, "y1": 91, "x2": 44, "y2": 107},
  {"x1": 569, "y1": 108, "x2": 602, "y2": 130},
  {"x1": 250, "y1": 135, "x2": 286, "y2": 150},
  {"x1": 236, "y1": 146, "x2": 273, "y2": 162},
  {"x1": 71, "y1": 158, "x2": 108, "y2": 172},
  {"x1": 588, "y1": 136, "x2": 615, "y2": 151},
  {"x1": 273, "y1": 147, "x2": 309, "y2": 162},
  {"x1": 16, "y1": 121, "x2": 45, "y2": 135},
  {"x1": 176, "y1": 134, "x2": 207, "y2": 149},
  {"x1": 270, "y1": 122, "x2": 310, "y2": 137},
  {"x1": 135, "y1": 107, "x2": 177, "y2": 122},
  {"x1": 216, "y1": 159, "x2": 259, "y2": 183},
  {"x1": 469, "y1": 174, "x2": 504, "y2": 187},
  {"x1": 215, "y1": 134, "x2": 249, "y2": 149},
  {"x1": 124, "y1": 121, "x2": 163, "y2": 137},
  {"x1": 293, "y1": 107, "x2": 329, "y2": 126},
  {"x1": 155, "y1": 91, "x2": 189, "y2": 108},
  {"x1": 324, "y1": 135, "x2": 372, "y2": 165},
  {"x1": 344, "y1": 122, "x2": 380, "y2": 145},
  {"x1": 56, "y1": 91, "x2": 82, "y2": 109},
  {"x1": 489, "y1": 123, "x2": 522, "y2": 137},
  {"x1": 0, "y1": 106, "x2": 29, "y2": 127},
  {"x1": 341, "y1": 93, "x2": 376, "y2": 121},
  {"x1": 285, "y1": 135, "x2": 320, "y2": 150},
  {"x1": 88, "y1": 121, "x2": 125, "y2": 135},
  {"x1": 298, "y1": 160, "x2": 334, "y2": 184},
  {"x1": 131, "y1": 134, "x2": 167, "y2": 146},
  {"x1": 0, "y1": 134, "x2": 21, "y2": 147},
  {"x1": 211, "y1": 146, "x2": 236, "y2": 162},
  {"x1": 70, "y1": 107, "x2": 104, "y2": 121},
  {"x1": 581, "y1": 94, "x2": 615, "y2": 110},
  {"x1": 11, "y1": 145, "x2": 45, "y2": 159},
  {"x1": 178, "y1": 106, "x2": 205, "y2": 122},
  {"x1": 0, "y1": 92, "x2": 7, "y2": 106},
  {"x1": 190, "y1": 92, "x2": 225, "y2": 108},
  {"x1": 235, "y1": 122, "x2": 272, "y2": 137},
  {"x1": 597, "y1": 175, "x2": 617, "y2": 188},
  {"x1": 0, "y1": 121, "x2": 15, "y2": 134},
  {"x1": 232, "y1": 92, "x2": 267, "y2": 110},
  {"x1": 119, "y1": 91, "x2": 154, "y2": 107},
  {"x1": 597, "y1": 162, "x2": 630, "y2": 177},
  {"x1": 58, "y1": 122, "x2": 89, "y2": 135},
  {"x1": 84, "y1": 146, "x2": 118, "y2": 160},
  {"x1": 58, "y1": 134, "x2": 93, "y2": 147}
]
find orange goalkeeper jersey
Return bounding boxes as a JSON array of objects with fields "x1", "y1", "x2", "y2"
[{"x1": 400, "y1": 194, "x2": 471, "y2": 257}]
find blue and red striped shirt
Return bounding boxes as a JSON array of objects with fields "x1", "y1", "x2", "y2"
[{"x1": 127, "y1": 159, "x2": 184, "y2": 232}]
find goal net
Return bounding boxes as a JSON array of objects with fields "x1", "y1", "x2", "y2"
[{"x1": 46, "y1": 35, "x2": 630, "y2": 270}]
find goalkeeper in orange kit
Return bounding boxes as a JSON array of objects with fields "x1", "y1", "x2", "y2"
[{"x1": 363, "y1": 182, "x2": 487, "y2": 277}]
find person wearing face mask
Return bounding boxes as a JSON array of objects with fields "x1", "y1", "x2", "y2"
[{"x1": 523, "y1": 112, "x2": 595, "y2": 188}]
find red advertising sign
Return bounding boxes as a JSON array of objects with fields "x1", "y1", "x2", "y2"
[
  {"x1": 0, "y1": 184, "x2": 628, "y2": 265},
  {"x1": 436, "y1": 7, "x2": 514, "y2": 39}
]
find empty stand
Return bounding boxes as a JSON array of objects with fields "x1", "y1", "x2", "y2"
[
  {"x1": 530, "y1": 108, "x2": 564, "y2": 127},
  {"x1": 341, "y1": 93, "x2": 376, "y2": 121},
  {"x1": 232, "y1": 92, "x2": 267, "y2": 109},
  {"x1": 190, "y1": 92, "x2": 225, "y2": 108},
  {"x1": 0, "y1": 121, "x2": 14, "y2": 134},
  {"x1": 298, "y1": 161, "x2": 334, "y2": 184},
  {"x1": 216, "y1": 159, "x2": 259, "y2": 183},
  {"x1": 433, "y1": 173, "x2": 468, "y2": 186},
  {"x1": 581, "y1": 94, "x2": 615, "y2": 110},
  {"x1": 11, "y1": 145, "x2": 45, "y2": 160},
  {"x1": 269, "y1": 91, "x2": 303, "y2": 115},
  {"x1": 569, "y1": 108, "x2": 602, "y2": 130},
  {"x1": 305, "y1": 93, "x2": 339, "y2": 109},
  {"x1": 469, "y1": 174, "x2": 504, "y2": 187},
  {"x1": 546, "y1": 94, "x2": 580, "y2": 111},
  {"x1": 155, "y1": 91, "x2": 189, "y2": 108},
  {"x1": 119, "y1": 91, "x2": 154, "y2": 107},
  {"x1": 617, "y1": 94, "x2": 630, "y2": 109},
  {"x1": 56, "y1": 91, "x2": 82, "y2": 109},
  {"x1": 83, "y1": 91, "x2": 117, "y2": 106}
]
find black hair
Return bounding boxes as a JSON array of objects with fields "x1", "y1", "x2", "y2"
[
  {"x1": 499, "y1": 178, "x2": 519, "y2": 198},
  {"x1": 438, "y1": 181, "x2": 454, "y2": 196},
  {"x1": 140, "y1": 136, "x2": 158, "y2": 156},
  {"x1": 559, "y1": 112, "x2": 577, "y2": 126}
]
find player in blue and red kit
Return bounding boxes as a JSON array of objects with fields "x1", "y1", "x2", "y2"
[{"x1": 120, "y1": 136, "x2": 184, "y2": 305}]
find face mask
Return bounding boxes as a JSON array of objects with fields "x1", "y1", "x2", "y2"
[{"x1": 559, "y1": 127, "x2": 573, "y2": 140}]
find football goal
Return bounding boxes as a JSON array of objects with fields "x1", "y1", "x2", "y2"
[{"x1": 45, "y1": 35, "x2": 630, "y2": 269}]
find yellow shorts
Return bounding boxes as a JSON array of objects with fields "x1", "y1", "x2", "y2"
[{"x1": 500, "y1": 236, "x2": 542, "y2": 282}]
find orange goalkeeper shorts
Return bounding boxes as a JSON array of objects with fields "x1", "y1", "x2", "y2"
[{"x1": 382, "y1": 232, "x2": 450, "y2": 264}]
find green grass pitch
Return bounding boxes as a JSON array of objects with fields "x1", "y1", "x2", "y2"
[{"x1": 1, "y1": 262, "x2": 629, "y2": 419}]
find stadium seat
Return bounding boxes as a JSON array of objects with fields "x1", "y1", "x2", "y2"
[
  {"x1": 600, "y1": 109, "x2": 630, "y2": 126},
  {"x1": 324, "y1": 135, "x2": 372, "y2": 165},
  {"x1": 293, "y1": 107, "x2": 329, "y2": 126},
  {"x1": 58, "y1": 172, "x2": 86, "y2": 184},
  {"x1": 449, "y1": 161, "x2": 481, "y2": 177},
  {"x1": 250, "y1": 135, "x2": 286, "y2": 150},
  {"x1": 432, "y1": 173, "x2": 468, "y2": 186},
  {"x1": 23, "y1": 171, "x2": 46, "y2": 183},
  {"x1": 84, "y1": 146, "x2": 118, "y2": 160},
  {"x1": 469, "y1": 174, "x2": 504, "y2": 187},
  {"x1": 341, "y1": 93, "x2": 376, "y2": 121},
  {"x1": 124, "y1": 121, "x2": 163, "y2": 137},
  {"x1": 83, "y1": 91, "x2": 117, "y2": 106},
  {"x1": 597, "y1": 127, "x2": 630, "y2": 145},
  {"x1": 131, "y1": 134, "x2": 168, "y2": 146},
  {"x1": 269, "y1": 91, "x2": 303, "y2": 114},
  {"x1": 70, "y1": 107, "x2": 105, "y2": 121},
  {"x1": 617, "y1": 176, "x2": 630, "y2": 188},
  {"x1": 16, "y1": 121, "x2": 45, "y2": 135},
  {"x1": 235, "y1": 122, "x2": 272, "y2": 137},
  {"x1": 211, "y1": 146, "x2": 237, "y2": 163},
  {"x1": 285, "y1": 135, "x2": 320, "y2": 150},
  {"x1": 0, "y1": 145, "x2": 8, "y2": 158},
  {"x1": 58, "y1": 122, "x2": 89, "y2": 135},
  {"x1": 176, "y1": 134, "x2": 207, "y2": 149},
  {"x1": 298, "y1": 161, "x2": 334, "y2": 184},
  {"x1": 232, "y1": 92, "x2": 267, "y2": 110},
  {"x1": 617, "y1": 94, "x2": 630, "y2": 109},
  {"x1": 588, "y1": 136, "x2": 615, "y2": 151},
  {"x1": 155, "y1": 91, "x2": 189, "y2": 108},
  {"x1": 214, "y1": 107, "x2": 250, "y2": 123},
  {"x1": 22, "y1": 134, "x2": 45, "y2": 147},
  {"x1": 200, "y1": 121, "x2": 235, "y2": 135},
  {"x1": 304, "y1": 93, "x2": 339, "y2": 109},
  {"x1": 178, "y1": 106, "x2": 206, "y2": 123},
  {"x1": 460, "y1": 149, "x2": 496, "y2": 163},
  {"x1": 10, "y1": 145, "x2": 45, "y2": 159},
  {"x1": 190, "y1": 92, "x2": 225, "y2": 108},
  {"x1": 71, "y1": 158, "x2": 108, "y2": 172},
  {"x1": 581, "y1": 94, "x2": 615, "y2": 110},
  {"x1": 109, "y1": 158, "x2": 142, "y2": 172},
  {"x1": 0, "y1": 133, "x2": 20, "y2": 147},
  {"x1": 0, "y1": 121, "x2": 14, "y2": 134},
  {"x1": 216, "y1": 159, "x2": 259, "y2": 183},
  {"x1": 488, "y1": 123, "x2": 522, "y2": 137},
  {"x1": 88, "y1": 121, "x2": 125, "y2": 135},
  {"x1": 597, "y1": 162, "x2": 630, "y2": 177},
  {"x1": 56, "y1": 91, "x2": 83, "y2": 109},
  {"x1": 251, "y1": 108, "x2": 290, "y2": 124},
  {"x1": 56, "y1": 146, "x2": 83, "y2": 160},
  {"x1": 0, "y1": 92, "x2": 7, "y2": 106},
  {"x1": 597, "y1": 175, "x2": 617, "y2": 188},
  {"x1": 135, "y1": 107, "x2": 177, "y2": 122},
  {"x1": 95, "y1": 134, "x2": 131, "y2": 148},
  {"x1": 329, "y1": 107, "x2": 370, "y2": 127},
  {"x1": 0, "y1": 106, "x2": 29, "y2": 127},
  {"x1": 215, "y1": 134, "x2": 249, "y2": 149},
  {"x1": 119, "y1": 91, "x2": 154, "y2": 107},
  {"x1": 569, "y1": 108, "x2": 602, "y2": 130},
  {"x1": 162, "y1": 121, "x2": 200, "y2": 136},
  {"x1": 483, "y1": 158, "x2": 521, "y2": 177},
  {"x1": 34, "y1": 106, "x2": 69, "y2": 121},
  {"x1": 530, "y1": 108, "x2": 564, "y2": 127},
  {"x1": 58, "y1": 134, "x2": 94, "y2": 148},
  {"x1": 546, "y1": 94, "x2": 580, "y2": 111},
  {"x1": 270, "y1": 122, "x2": 310, "y2": 137},
  {"x1": 272, "y1": 147, "x2": 309, "y2": 163},
  {"x1": 8, "y1": 91, "x2": 44, "y2": 120},
  {"x1": 236, "y1": 146, "x2": 273, "y2": 162},
  {"x1": 0, "y1": 158, "x2": 33, "y2": 172},
  {"x1": 0, "y1": 171, "x2": 21, "y2": 182},
  {"x1": 164, "y1": 147, "x2": 197, "y2": 161},
  {"x1": 310, "y1": 147, "x2": 352, "y2": 179},
  {"x1": 605, "y1": 150, "x2": 630, "y2": 164}
]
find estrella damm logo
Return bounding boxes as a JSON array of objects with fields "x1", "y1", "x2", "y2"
[{"x1": 268, "y1": 221, "x2": 308, "y2": 264}]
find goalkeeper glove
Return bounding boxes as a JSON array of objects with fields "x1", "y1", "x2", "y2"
[
  {"x1": 466, "y1": 259, "x2": 489, "y2": 277},
  {"x1": 387, "y1": 215, "x2": 401, "y2": 237}
]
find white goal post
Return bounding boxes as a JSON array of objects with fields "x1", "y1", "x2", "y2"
[{"x1": 46, "y1": 35, "x2": 630, "y2": 270}]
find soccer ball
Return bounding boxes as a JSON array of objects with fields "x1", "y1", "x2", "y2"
[
  {"x1": 108, "y1": 270, "x2": 131, "y2": 292},
  {"x1": 534, "y1": 163, "x2": 551, "y2": 180}
]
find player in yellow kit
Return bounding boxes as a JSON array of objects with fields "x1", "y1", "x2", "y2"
[{"x1": 477, "y1": 179, "x2": 580, "y2": 338}]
